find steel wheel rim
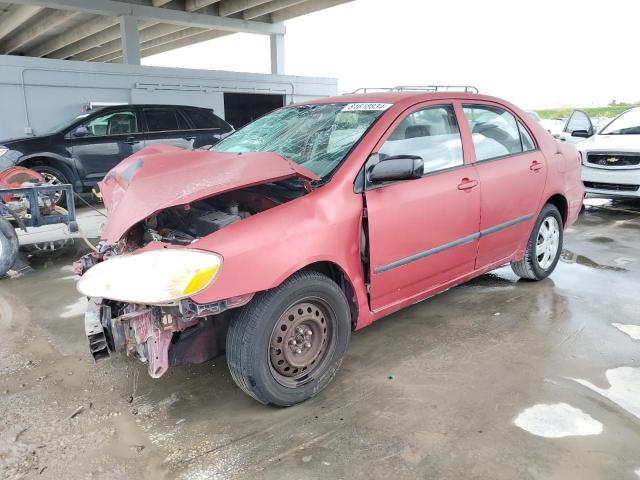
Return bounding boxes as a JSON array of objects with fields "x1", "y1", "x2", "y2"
[
  {"x1": 269, "y1": 297, "x2": 335, "y2": 388},
  {"x1": 40, "y1": 172, "x2": 64, "y2": 203},
  {"x1": 536, "y1": 216, "x2": 560, "y2": 270}
]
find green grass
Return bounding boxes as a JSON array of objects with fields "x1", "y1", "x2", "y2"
[{"x1": 535, "y1": 104, "x2": 638, "y2": 120}]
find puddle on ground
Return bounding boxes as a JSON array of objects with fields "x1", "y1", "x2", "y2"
[
  {"x1": 513, "y1": 403, "x2": 603, "y2": 438},
  {"x1": 560, "y1": 249, "x2": 627, "y2": 272},
  {"x1": 587, "y1": 236, "x2": 615, "y2": 244},
  {"x1": 59, "y1": 296, "x2": 88, "y2": 319},
  {"x1": 612, "y1": 323, "x2": 640, "y2": 341},
  {"x1": 572, "y1": 367, "x2": 640, "y2": 420}
]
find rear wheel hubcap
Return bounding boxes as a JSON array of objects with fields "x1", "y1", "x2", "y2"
[{"x1": 536, "y1": 216, "x2": 560, "y2": 270}]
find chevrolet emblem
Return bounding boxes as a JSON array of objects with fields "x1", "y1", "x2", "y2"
[{"x1": 607, "y1": 157, "x2": 620, "y2": 163}]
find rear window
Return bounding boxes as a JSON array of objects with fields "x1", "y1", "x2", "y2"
[
  {"x1": 184, "y1": 109, "x2": 232, "y2": 133},
  {"x1": 144, "y1": 109, "x2": 187, "y2": 132}
]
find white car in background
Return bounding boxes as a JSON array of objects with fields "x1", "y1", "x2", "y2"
[
  {"x1": 578, "y1": 107, "x2": 640, "y2": 197},
  {"x1": 541, "y1": 118, "x2": 566, "y2": 136},
  {"x1": 556, "y1": 110, "x2": 595, "y2": 144}
]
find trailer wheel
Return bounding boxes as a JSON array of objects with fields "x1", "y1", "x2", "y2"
[{"x1": 0, "y1": 217, "x2": 18, "y2": 277}]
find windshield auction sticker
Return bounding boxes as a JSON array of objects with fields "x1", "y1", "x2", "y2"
[{"x1": 341, "y1": 103, "x2": 392, "y2": 112}]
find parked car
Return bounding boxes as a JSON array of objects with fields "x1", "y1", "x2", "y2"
[
  {"x1": 75, "y1": 91, "x2": 584, "y2": 406},
  {"x1": 577, "y1": 107, "x2": 640, "y2": 197},
  {"x1": 540, "y1": 118, "x2": 566, "y2": 137},
  {"x1": 0, "y1": 104, "x2": 233, "y2": 204},
  {"x1": 556, "y1": 110, "x2": 595, "y2": 144}
]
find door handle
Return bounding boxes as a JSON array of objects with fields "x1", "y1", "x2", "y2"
[
  {"x1": 530, "y1": 161, "x2": 544, "y2": 172},
  {"x1": 184, "y1": 135, "x2": 196, "y2": 141},
  {"x1": 124, "y1": 136, "x2": 139, "y2": 145},
  {"x1": 457, "y1": 178, "x2": 478, "y2": 191}
]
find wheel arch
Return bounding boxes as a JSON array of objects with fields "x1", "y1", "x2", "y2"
[
  {"x1": 296, "y1": 261, "x2": 359, "y2": 330},
  {"x1": 544, "y1": 193, "x2": 568, "y2": 226},
  {"x1": 18, "y1": 154, "x2": 77, "y2": 184}
]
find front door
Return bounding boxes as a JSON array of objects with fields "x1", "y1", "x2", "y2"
[
  {"x1": 461, "y1": 103, "x2": 547, "y2": 267},
  {"x1": 365, "y1": 103, "x2": 481, "y2": 312},
  {"x1": 71, "y1": 108, "x2": 144, "y2": 185}
]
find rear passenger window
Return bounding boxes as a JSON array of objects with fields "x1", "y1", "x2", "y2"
[
  {"x1": 378, "y1": 105, "x2": 463, "y2": 175},
  {"x1": 519, "y1": 122, "x2": 536, "y2": 151},
  {"x1": 463, "y1": 105, "x2": 523, "y2": 161},
  {"x1": 185, "y1": 109, "x2": 232, "y2": 133},
  {"x1": 144, "y1": 109, "x2": 186, "y2": 132}
]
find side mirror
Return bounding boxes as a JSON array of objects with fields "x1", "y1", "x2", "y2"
[
  {"x1": 368, "y1": 155, "x2": 424, "y2": 182},
  {"x1": 571, "y1": 129, "x2": 592, "y2": 138},
  {"x1": 72, "y1": 126, "x2": 91, "y2": 138}
]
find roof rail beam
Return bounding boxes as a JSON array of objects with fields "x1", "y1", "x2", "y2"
[{"x1": 8, "y1": 0, "x2": 285, "y2": 35}]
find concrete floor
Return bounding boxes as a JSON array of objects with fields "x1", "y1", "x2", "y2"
[{"x1": 1, "y1": 198, "x2": 640, "y2": 480}]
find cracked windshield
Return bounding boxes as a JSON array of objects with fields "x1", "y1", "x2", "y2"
[{"x1": 212, "y1": 103, "x2": 390, "y2": 178}]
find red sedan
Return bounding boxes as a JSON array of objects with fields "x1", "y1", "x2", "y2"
[{"x1": 77, "y1": 90, "x2": 584, "y2": 406}]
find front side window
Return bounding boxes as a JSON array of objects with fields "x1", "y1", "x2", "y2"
[
  {"x1": 212, "y1": 103, "x2": 388, "y2": 179},
  {"x1": 600, "y1": 109, "x2": 640, "y2": 135},
  {"x1": 463, "y1": 105, "x2": 523, "y2": 161},
  {"x1": 83, "y1": 110, "x2": 138, "y2": 136},
  {"x1": 378, "y1": 105, "x2": 463, "y2": 175},
  {"x1": 144, "y1": 109, "x2": 186, "y2": 132}
]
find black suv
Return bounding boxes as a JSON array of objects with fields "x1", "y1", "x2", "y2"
[{"x1": 0, "y1": 104, "x2": 233, "y2": 196}]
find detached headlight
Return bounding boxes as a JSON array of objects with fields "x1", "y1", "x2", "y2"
[{"x1": 77, "y1": 249, "x2": 222, "y2": 304}]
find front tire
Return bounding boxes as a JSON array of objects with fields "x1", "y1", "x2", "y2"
[
  {"x1": 511, "y1": 204, "x2": 563, "y2": 281},
  {"x1": 226, "y1": 271, "x2": 351, "y2": 406}
]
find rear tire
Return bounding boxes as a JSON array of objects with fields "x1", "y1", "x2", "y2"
[
  {"x1": 31, "y1": 164, "x2": 70, "y2": 208},
  {"x1": 226, "y1": 271, "x2": 351, "y2": 406},
  {"x1": 511, "y1": 204, "x2": 563, "y2": 281},
  {"x1": 0, "y1": 217, "x2": 18, "y2": 278}
]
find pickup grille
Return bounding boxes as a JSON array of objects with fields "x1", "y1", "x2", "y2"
[
  {"x1": 583, "y1": 181, "x2": 639, "y2": 192},
  {"x1": 586, "y1": 153, "x2": 640, "y2": 167}
]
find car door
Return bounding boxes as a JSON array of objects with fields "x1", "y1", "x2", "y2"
[
  {"x1": 142, "y1": 107, "x2": 194, "y2": 149},
  {"x1": 70, "y1": 108, "x2": 145, "y2": 185},
  {"x1": 558, "y1": 110, "x2": 594, "y2": 143},
  {"x1": 461, "y1": 102, "x2": 546, "y2": 268},
  {"x1": 365, "y1": 103, "x2": 481, "y2": 312},
  {"x1": 181, "y1": 108, "x2": 234, "y2": 148}
]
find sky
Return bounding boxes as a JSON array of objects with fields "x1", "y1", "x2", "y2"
[{"x1": 143, "y1": 0, "x2": 639, "y2": 109}]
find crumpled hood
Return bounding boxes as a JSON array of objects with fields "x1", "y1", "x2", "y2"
[
  {"x1": 99, "y1": 144, "x2": 319, "y2": 243},
  {"x1": 578, "y1": 134, "x2": 640, "y2": 153}
]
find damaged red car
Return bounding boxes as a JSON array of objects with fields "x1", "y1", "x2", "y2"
[{"x1": 76, "y1": 91, "x2": 584, "y2": 406}]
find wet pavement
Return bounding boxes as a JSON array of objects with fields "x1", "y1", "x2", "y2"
[{"x1": 1, "y1": 198, "x2": 640, "y2": 480}]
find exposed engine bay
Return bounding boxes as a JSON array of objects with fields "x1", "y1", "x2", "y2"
[
  {"x1": 125, "y1": 183, "x2": 300, "y2": 249},
  {"x1": 77, "y1": 182, "x2": 304, "y2": 376}
]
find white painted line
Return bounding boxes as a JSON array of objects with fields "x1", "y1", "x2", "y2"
[
  {"x1": 612, "y1": 323, "x2": 640, "y2": 341},
  {"x1": 514, "y1": 403, "x2": 603, "y2": 438}
]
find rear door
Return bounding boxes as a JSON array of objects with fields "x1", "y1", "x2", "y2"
[
  {"x1": 365, "y1": 103, "x2": 481, "y2": 312},
  {"x1": 70, "y1": 108, "x2": 144, "y2": 184},
  {"x1": 181, "y1": 108, "x2": 234, "y2": 148},
  {"x1": 461, "y1": 102, "x2": 546, "y2": 268},
  {"x1": 142, "y1": 107, "x2": 194, "y2": 149}
]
